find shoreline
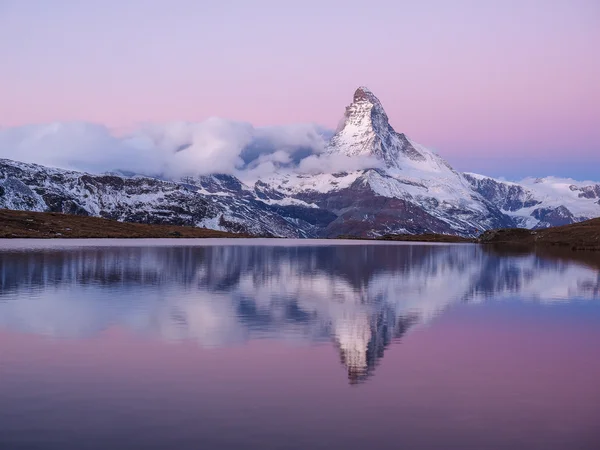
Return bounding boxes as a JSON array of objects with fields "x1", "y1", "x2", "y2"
[{"x1": 1, "y1": 209, "x2": 598, "y2": 251}]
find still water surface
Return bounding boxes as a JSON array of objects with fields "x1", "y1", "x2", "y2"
[{"x1": 0, "y1": 239, "x2": 599, "y2": 449}]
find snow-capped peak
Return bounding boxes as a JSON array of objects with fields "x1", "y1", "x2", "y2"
[
  {"x1": 327, "y1": 87, "x2": 427, "y2": 169},
  {"x1": 353, "y1": 86, "x2": 374, "y2": 97},
  {"x1": 350, "y1": 86, "x2": 387, "y2": 121}
]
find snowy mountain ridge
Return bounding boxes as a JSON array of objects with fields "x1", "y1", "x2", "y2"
[
  {"x1": 464, "y1": 172, "x2": 600, "y2": 228},
  {"x1": 1, "y1": 87, "x2": 599, "y2": 236}
]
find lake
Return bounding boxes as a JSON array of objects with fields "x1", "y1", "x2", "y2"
[{"x1": 0, "y1": 239, "x2": 599, "y2": 450}]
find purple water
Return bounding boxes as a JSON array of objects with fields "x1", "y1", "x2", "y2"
[{"x1": 0, "y1": 240, "x2": 599, "y2": 449}]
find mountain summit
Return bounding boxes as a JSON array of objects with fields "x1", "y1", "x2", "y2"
[{"x1": 327, "y1": 87, "x2": 426, "y2": 169}]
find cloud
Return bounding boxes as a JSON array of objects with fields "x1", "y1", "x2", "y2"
[
  {"x1": 128, "y1": 119, "x2": 256, "y2": 178},
  {"x1": 0, "y1": 119, "x2": 336, "y2": 180},
  {"x1": 0, "y1": 122, "x2": 163, "y2": 175}
]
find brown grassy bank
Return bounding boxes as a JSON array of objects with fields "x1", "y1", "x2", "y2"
[
  {"x1": 0, "y1": 209, "x2": 248, "y2": 239},
  {"x1": 478, "y1": 218, "x2": 600, "y2": 251}
]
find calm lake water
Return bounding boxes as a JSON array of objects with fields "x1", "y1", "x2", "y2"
[{"x1": 0, "y1": 239, "x2": 599, "y2": 450}]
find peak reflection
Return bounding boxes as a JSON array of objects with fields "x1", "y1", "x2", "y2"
[{"x1": 0, "y1": 243, "x2": 598, "y2": 384}]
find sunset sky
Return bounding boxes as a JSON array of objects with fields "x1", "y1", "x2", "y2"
[{"x1": 1, "y1": 0, "x2": 598, "y2": 179}]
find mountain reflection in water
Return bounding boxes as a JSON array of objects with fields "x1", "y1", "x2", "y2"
[{"x1": 0, "y1": 241, "x2": 598, "y2": 384}]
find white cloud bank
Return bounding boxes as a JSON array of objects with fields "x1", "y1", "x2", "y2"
[{"x1": 0, "y1": 119, "x2": 378, "y2": 182}]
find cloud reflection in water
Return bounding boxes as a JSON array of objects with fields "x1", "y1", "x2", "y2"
[{"x1": 0, "y1": 243, "x2": 598, "y2": 384}]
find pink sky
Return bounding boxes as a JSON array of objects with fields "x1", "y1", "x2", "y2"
[{"x1": 1, "y1": 0, "x2": 599, "y2": 177}]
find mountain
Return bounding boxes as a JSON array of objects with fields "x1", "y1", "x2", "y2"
[
  {"x1": 1, "y1": 87, "x2": 599, "y2": 237},
  {"x1": 257, "y1": 87, "x2": 515, "y2": 236},
  {"x1": 0, "y1": 159, "x2": 312, "y2": 237},
  {"x1": 326, "y1": 86, "x2": 426, "y2": 167},
  {"x1": 464, "y1": 173, "x2": 600, "y2": 228}
]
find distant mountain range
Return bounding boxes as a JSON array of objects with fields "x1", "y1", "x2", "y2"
[{"x1": 1, "y1": 87, "x2": 599, "y2": 237}]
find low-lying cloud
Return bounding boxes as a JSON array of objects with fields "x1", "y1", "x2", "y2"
[{"x1": 0, "y1": 119, "x2": 374, "y2": 182}]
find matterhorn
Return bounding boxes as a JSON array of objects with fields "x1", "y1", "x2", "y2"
[{"x1": 1, "y1": 87, "x2": 599, "y2": 237}]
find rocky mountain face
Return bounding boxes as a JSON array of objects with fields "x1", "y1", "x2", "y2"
[
  {"x1": 0, "y1": 159, "x2": 317, "y2": 237},
  {"x1": 256, "y1": 87, "x2": 516, "y2": 236},
  {"x1": 327, "y1": 87, "x2": 426, "y2": 167},
  {"x1": 1, "y1": 87, "x2": 599, "y2": 236},
  {"x1": 464, "y1": 173, "x2": 600, "y2": 228}
]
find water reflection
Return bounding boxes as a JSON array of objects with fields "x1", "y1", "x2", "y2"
[{"x1": 0, "y1": 242, "x2": 598, "y2": 384}]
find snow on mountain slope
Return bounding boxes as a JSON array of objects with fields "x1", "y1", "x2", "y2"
[
  {"x1": 465, "y1": 173, "x2": 600, "y2": 228},
  {"x1": 1, "y1": 86, "x2": 598, "y2": 237},
  {"x1": 0, "y1": 159, "x2": 313, "y2": 237},
  {"x1": 258, "y1": 87, "x2": 513, "y2": 236},
  {"x1": 258, "y1": 170, "x2": 362, "y2": 195},
  {"x1": 327, "y1": 87, "x2": 428, "y2": 167}
]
